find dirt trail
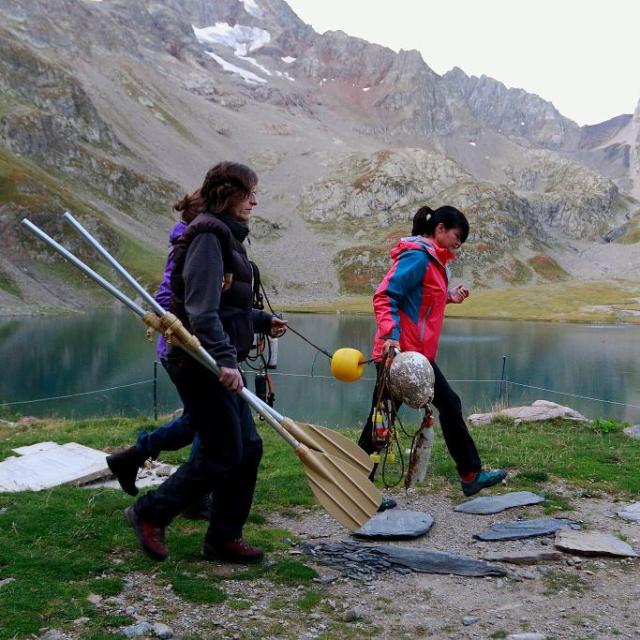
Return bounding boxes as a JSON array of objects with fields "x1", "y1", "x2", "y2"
[{"x1": 85, "y1": 486, "x2": 640, "y2": 640}]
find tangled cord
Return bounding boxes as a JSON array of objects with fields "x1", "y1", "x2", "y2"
[{"x1": 373, "y1": 352, "x2": 432, "y2": 488}]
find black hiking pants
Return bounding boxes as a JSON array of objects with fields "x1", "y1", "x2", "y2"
[
  {"x1": 135, "y1": 353, "x2": 262, "y2": 542},
  {"x1": 358, "y1": 361, "x2": 481, "y2": 477}
]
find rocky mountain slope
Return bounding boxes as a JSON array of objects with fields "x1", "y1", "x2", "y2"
[{"x1": 0, "y1": 0, "x2": 638, "y2": 314}]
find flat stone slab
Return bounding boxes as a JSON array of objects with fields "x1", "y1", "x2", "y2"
[
  {"x1": 455, "y1": 491, "x2": 544, "y2": 515},
  {"x1": 353, "y1": 510, "x2": 434, "y2": 539},
  {"x1": 379, "y1": 545, "x2": 507, "y2": 577},
  {"x1": 474, "y1": 517, "x2": 580, "y2": 541},
  {"x1": 555, "y1": 529, "x2": 638, "y2": 557},
  {"x1": 469, "y1": 399, "x2": 588, "y2": 426},
  {"x1": 300, "y1": 540, "x2": 506, "y2": 579},
  {"x1": 12, "y1": 441, "x2": 60, "y2": 455},
  {"x1": 617, "y1": 502, "x2": 640, "y2": 523},
  {"x1": 482, "y1": 549, "x2": 563, "y2": 565},
  {"x1": 0, "y1": 442, "x2": 110, "y2": 492}
]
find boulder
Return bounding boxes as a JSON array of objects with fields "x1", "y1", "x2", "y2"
[
  {"x1": 623, "y1": 425, "x2": 640, "y2": 440},
  {"x1": 469, "y1": 400, "x2": 588, "y2": 426}
]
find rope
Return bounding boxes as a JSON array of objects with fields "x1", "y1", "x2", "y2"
[
  {"x1": 259, "y1": 282, "x2": 333, "y2": 359},
  {"x1": 506, "y1": 381, "x2": 640, "y2": 410},
  {"x1": 1, "y1": 379, "x2": 154, "y2": 406},
  {"x1": 2, "y1": 374, "x2": 639, "y2": 412}
]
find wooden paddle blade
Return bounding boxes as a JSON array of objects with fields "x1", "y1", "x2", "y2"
[
  {"x1": 282, "y1": 418, "x2": 374, "y2": 476},
  {"x1": 295, "y1": 445, "x2": 381, "y2": 531}
]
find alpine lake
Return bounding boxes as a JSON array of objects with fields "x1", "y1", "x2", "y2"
[{"x1": 2, "y1": 312, "x2": 640, "y2": 427}]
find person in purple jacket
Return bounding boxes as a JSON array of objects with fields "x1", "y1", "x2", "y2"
[{"x1": 107, "y1": 191, "x2": 205, "y2": 511}]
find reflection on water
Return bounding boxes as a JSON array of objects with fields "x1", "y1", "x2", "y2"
[{"x1": 1, "y1": 311, "x2": 640, "y2": 426}]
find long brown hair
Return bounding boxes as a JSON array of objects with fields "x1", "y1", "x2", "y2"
[
  {"x1": 200, "y1": 161, "x2": 257, "y2": 215},
  {"x1": 173, "y1": 189, "x2": 204, "y2": 223}
]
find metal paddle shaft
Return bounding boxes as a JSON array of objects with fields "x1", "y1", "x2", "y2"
[{"x1": 23, "y1": 216, "x2": 380, "y2": 530}]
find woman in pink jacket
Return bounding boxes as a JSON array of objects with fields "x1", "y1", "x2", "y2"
[{"x1": 358, "y1": 205, "x2": 507, "y2": 497}]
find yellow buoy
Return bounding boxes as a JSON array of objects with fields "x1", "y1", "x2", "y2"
[{"x1": 330, "y1": 347, "x2": 366, "y2": 382}]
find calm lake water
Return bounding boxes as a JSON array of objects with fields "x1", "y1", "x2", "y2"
[{"x1": 2, "y1": 312, "x2": 639, "y2": 426}]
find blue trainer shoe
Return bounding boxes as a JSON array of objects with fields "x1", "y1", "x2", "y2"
[
  {"x1": 461, "y1": 469, "x2": 507, "y2": 497},
  {"x1": 377, "y1": 497, "x2": 398, "y2": 512}
]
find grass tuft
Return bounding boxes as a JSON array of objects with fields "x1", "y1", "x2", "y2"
[
  {"x1": 271, "y1": 558, "x2": 318, "y2": 584},
  {"x1": 170, "y1": 574, "x2": 226, "y2": 604}
]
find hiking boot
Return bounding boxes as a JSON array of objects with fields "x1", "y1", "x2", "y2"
[
  {"x1": 377, "y1": 497, "x2": 397, "y2": 513},
  {"x1": 107, "y1": 447, "x2": 145, "y2": 496},
  {"x1": 124, "y1": 505, "x2": 168, "y2": 561},
  {"x1": 181, "y1": 494, "x2": 213, "y2": 521},
  {"x1": 461, "y1": 469, "x2": 508, "y2": 497},
  {"x1": 202, "y1": 538, "x2": 264, "y2": 564}
]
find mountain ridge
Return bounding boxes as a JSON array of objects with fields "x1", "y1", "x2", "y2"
[{"x1": 0, "y1": 0, "x2": 638, "y2": 314}]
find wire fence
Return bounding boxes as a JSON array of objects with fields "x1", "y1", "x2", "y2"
[
  {"x1": 2, "y1": 368, "x2": 640, "y2": 416},
  {"x1": 0, "y1": 380, "x2": 155, "y2": 407}
]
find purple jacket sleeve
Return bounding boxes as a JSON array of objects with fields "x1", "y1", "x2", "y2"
[
  {"x1": 155, "y1": 220, "x2": 187, "y2": 311},
  {"x1": 155, "y1": 247, "x2": 176, "y2": 312}
]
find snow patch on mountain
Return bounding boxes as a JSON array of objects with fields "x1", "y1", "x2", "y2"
[
  {"x1": 204, "y1": 51, "x2": 267, "y2": 84},
  {"x1": 237, "y1": 55, "x2": 272, "y2": 76},
  {"x1": 193, "y1": 23, "x2": 270, "y2": 56},
  {"x1": 239, "y1": 0, "x2": 264, "y2": 19}
]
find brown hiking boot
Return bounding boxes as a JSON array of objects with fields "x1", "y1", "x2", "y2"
[
  {"x1": 124, "y1": 505, "x2": 168, "y2": 561},
  {"x1": 202, "y1": 538, "x2": 264, "y2": 564},
  {"x1": 107, "y1": 447, "x2": 145, "y2": 496}
]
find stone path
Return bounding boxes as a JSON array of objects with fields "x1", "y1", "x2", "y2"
[{"x1": 454, "y1": 491, "x2": 545, "y2": 515}]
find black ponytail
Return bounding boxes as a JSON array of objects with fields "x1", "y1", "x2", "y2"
[
  {"x1": 411, "y1": 205, "x2": 469, "y2": 243},
  {"x1": 411, "y1": 206, "x2": 435, "y2": 235}
]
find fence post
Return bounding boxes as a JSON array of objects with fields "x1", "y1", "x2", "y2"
[
  {"x1": 153, "y1": 360, "x2": 158, "y2": 421},
  {"x1": 499, "y1": 355, "x2": 508, "y2": 405}
]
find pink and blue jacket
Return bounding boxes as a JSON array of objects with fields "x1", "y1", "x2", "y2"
[{"x1": 372, "y1": 236, "x2": 457, "y2": 362}]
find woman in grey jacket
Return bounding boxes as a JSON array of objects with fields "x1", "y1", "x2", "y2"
[{"x1": 125, "y1": 162, "x2": 286, "y2": 563}]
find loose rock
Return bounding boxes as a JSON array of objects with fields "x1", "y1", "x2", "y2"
[
  {"x1": 482, "y1": 549, "x2": 563, "y2": 565},
  {"x1": 121, "y1": 622, "x2": 152, "y2": 638},
  {"x1": 474, "y1": 518, "x2": 580, "y2": 541},
  {"x1": 353, "y1": 509, "x2": 434, "y2": 539},
  {"x1": 617, "y1": 502, "x2": 640, "y2": 523},
  {"x1": 555, "y1": 529, "x2": 638, "y2": 557},
  {"x1": 152, "y1": 622, "x2": 174, "y2": 639}
]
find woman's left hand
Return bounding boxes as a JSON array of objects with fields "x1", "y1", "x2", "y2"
[
  {"x1": 449, "y1": 284, "x2": 470, "y2": 304},
  {"x1": 269, "y1": 316, "x2": 288, "y2": 338}
]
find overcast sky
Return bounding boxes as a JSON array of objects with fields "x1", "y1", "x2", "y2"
[{"x1": 285, "y1": 0, "x2": 638, "y2": 126}]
